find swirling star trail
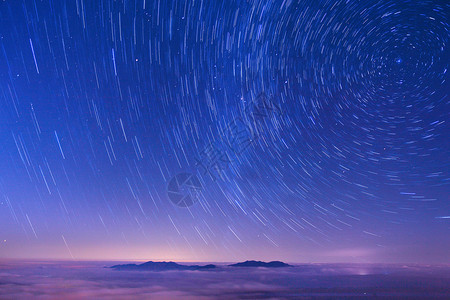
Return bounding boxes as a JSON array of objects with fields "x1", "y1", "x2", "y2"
[{"x1": 0, "y1": 0, "x2": 448, "y2": 263}]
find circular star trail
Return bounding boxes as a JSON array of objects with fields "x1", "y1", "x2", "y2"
[{"x1": 0, "y1": 0, "x2": 448, "y2": 261}]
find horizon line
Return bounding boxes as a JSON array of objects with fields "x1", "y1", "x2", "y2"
[{"x1": 0, "y1": 258, "x2": 449, "y2": 266}]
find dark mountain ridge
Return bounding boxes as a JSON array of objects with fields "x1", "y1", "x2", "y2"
[
  {"x1": 228, "y1": 260, "x2": 292, "y2": 268},
  {"x1": 111, "y1": 260, "x2": 292, "y2": 271},
  {"x1": 111, "y1": 261, "x2": 216, "y2": 271}
]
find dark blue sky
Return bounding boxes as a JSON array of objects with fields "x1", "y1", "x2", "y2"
[{"x1": 0, "y1": 0, "x2": 448, "y2": 263}]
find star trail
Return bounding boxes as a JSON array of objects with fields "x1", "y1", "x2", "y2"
[{"x1": 0, "y1": 0, "x2": 448, "y2": 263}]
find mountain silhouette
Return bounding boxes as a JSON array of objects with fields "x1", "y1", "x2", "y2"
[
  {"x1": 111, "y1": 261, "x2": 216, "y2": 271},
  {"x1": 228, "y1": 260, "x2": 291, "y2": 268},
  {"x1": 111, "y1": 260, "x2": 291, "y2": 271}
]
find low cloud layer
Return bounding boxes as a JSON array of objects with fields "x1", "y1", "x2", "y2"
[{"x1": 0, "y1": 261, "x2": 449, "y2": 299}]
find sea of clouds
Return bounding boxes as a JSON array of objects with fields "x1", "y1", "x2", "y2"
[{"x1": 0, "y1": 261, "x2": 449, "y2": 299}]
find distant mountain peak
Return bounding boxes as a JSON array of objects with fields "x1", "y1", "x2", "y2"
[
  {"x1": 110, "y1": 261, "x2": 216, "y2": 271},
  {"x1": 229, "y1": 260, "x2": 292, "y2": 268}
]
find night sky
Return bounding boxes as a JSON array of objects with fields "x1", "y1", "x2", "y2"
[{"x1": 0, "y1": 0, "x2": 448, "y2": 263}]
